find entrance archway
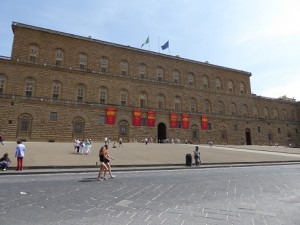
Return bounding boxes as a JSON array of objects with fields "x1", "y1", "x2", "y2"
[
  {"x1": 118, "y1": 120, "x2": 129, "y2": 142},
  {"x1": 245, "y1": 128, "x2": 251, "y2": 145},
  {"x1": 157, "y1": 123, "x2": 166, "y2": 143}
]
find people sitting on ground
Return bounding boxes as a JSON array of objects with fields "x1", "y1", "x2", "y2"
[{"x1": 0, "y1": 153, "x2": 11, "y2": 171}]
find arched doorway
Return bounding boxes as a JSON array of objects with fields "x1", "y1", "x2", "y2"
[
  {"x1": 245, "y1": 128, "x2": 251, "y2": 145},
  {"x1": 17, "y1": 113, "x2": 32, "y2": 141},
  {"x1": 157, "y1": 123, "x2": 166, "y2": 143},
  {"x1": 72, "y1": 117, "x2": 85, "y2": 140},
  {"x1": 118, "y1": 120, "x2": 129, "y2": 142},
  {"x1": 191, "y1": 125, "x2": 199, "y2": 143}
]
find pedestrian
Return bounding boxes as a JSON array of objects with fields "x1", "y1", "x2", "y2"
[
  {"x1": 97, "y1": 146, "x2": 108, "y2": 181},
  {"x1": 193, "y1": 146, "x2": 200, "y2": 166},
  {"x1": 103, "y1": 146, "x2": 115, "y2": 179},
  {"x1": 0, "y1": 134, "x2": 4, "y2": 146},
  {"x1": 15, "y1": 140, "x2": 26, "y2": 171},
  {"x1": 119, "y1": 137, "x2": 123, "y2": 147},
  {"x1": 145, "y1": 137, "x2": 148, "y2": 145},
  {"x1": 0, "y1": 153, "x2": 11, "y2": 170},
  {"x1": 75, "y1": 139, "x2": 80, "y2": 154},
  {"x1": 85, "y1": 139, "x2": 92, "y2": 155},
  {"x1": 104, "y1": 137, "x2": 109, "y2": 149}
]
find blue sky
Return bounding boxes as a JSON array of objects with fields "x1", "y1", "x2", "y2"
[{"x1": 1, "y1": 0, "x2": 299, "y2": 101}]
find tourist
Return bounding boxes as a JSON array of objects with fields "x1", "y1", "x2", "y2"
[
  {"x1": 15, "y1": 140, "x2": 26, "y2": 171},
  {"x1": 0, "y1": 153, "x2": 11, "y2": 170}
]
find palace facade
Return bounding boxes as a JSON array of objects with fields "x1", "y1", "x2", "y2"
[{"x1": 0, "y1": 22, "x2": 299, "y2": 145}]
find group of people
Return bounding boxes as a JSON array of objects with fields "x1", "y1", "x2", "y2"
[
  {"x1": 0, "y1": 139, "x2": 26, "y2": 171},
  {"x1": 97, "y1": 145, "x2": 115, "y2": 181},
  {"x1": 74, "y1": 138, "x2": 92, "y2": 155}
]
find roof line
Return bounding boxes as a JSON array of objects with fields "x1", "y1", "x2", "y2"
[{"x1": 12, "y1": 21, "x2": 251, "y2": 76}]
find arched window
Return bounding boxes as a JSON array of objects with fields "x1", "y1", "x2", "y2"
[
  {"x1": 52, "y1": 80, "x2": 62, "y2": 100},
  {"x1": 55, "y1": 48, "x2": 64, "y2": 66},
  {"x1": 190, "y1": 98, "x2": 196, "y2": 113},
  {"x1": 253, "y1": 106, "x2": 259, "y2": 118},
  {"x1": 203, "y1": 75, "x2": 209, "y2": 89},
  {"x1": 139, "y1": 63, "x2": 146, "y2": 79},
  {"x1": 228, "y1": 80, "x2": 234, "y2": 93},
  {"x1": 218, "y1": 101, "x2": 224, "y2": 115},
  {"x1": 264, "y1": 107, "x2": 269, "y2": 119},
  {"x1": 174, "y1": 96, "x2": 181, "y2": 111},
  {"x1": 99, "y1": 87, "x2": 107, "y2": 104},
  {"x1": 230, "y1": 103, "x2": 237, "y2": 116},
  {"x1": 273, "y1": 109, "x2": 279, "y2": 120},
  {"x1": 25, "y1": 77, "x2": 35, "y2": 97},
  {"x1": 158, "y1": 94, "x2": 165, "y2": 110},
  {"x1": 242, "y1": 104, "x2": 248, "y2": 117},
  {"x1": 240, "y1": 82, "x2": 245, "y2": 94},
  {"x1": 188, "y1": 73, "x2": 195, "y2": 86},
  {"x1": 0, "y1": 74, "x2": 7, "y2": 95},
  {"x1": 121, "y1": 60, "x2": 128, "y2": 76},
  {"x1": 204, "y1": 99, "x2": 211, "y2": 114},
  {"x1": 120, "y1": 90, "x2": 128, "y2": 106},
  {"x1": 18, "y1": 113, "x2": 32, "y2": 134},
  {"x1": 76, "y1": 84, "x2": 85, "y2": 102},
  {"x1": 100, "y1": 57, "x2": 108, "y2": 73},
  {"x1": 79, "y1": 53, "x2": 87, "y2": 70},
  {"x1": 29, "y1": 44, "x2": 38, "y2": 62},
  {"x1": 140, "y1": 92, "x2": 147, "y2": 108},
  {"x1": 157, "y1": 67, "x2": 164, "y2": 82},
  {"x1": 173, "y1": 70, "x2": 180, "y2": 84},
  {"x1": 215, "y1": 78, "x2": 222, "y2": 91}
]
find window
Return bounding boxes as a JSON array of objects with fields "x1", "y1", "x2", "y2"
[
  {"x1": 158, "y1": 94, "x2": 165, "y2": 110},
  {"x1": 188, "y1": 73, "x2": 195, "y2": 86},
  {"x1": 218, "y1": 101, "x2": 224, "y2": 115},
  {"x1": 215, "y1": 78, "x2": 222, "y2": 91},
  {"x1": 140, "y1": 93, "x2": 147, "y2": 108},
  {"x1": 240, "y1": 82, "x2": 245, "y2": 94},
  {"x1": 173, "y1": 70, "x2": 180, "y2": 83},
  {"x1": 258, "y1": 126, "x2": 261, "y2": 133},
  {"x1": 273, "y1": 109, "x2": 279, "y2": 120},
  {"x1": 50, "y1": 112, "x2": 57, "y2": 121},
  {"x1": 208, "y1": 123, "x2": 212, "y2": 130},
  {"x1": 100, "y1": 57, "x2": 108, "y2": 73},
  {"x1": 228, "y1": 80, "x2": 234, "y2": 93},
  {"x1": 177, "y1": 116, "x2": 182, "y2": 128},
  {"x1": 99, "y1": 87, "x2": 107, "y2": 104},
  {"x1": 79, "y1": 53, "x2": 87, "y2": 70},
  {"x1": 283, "y1": 110, "x2": 287, "y2": 120},
  {"x1": 120, "y1": 90, "x2": 128, "y2": 106},
  {"x1": 29, "y1": 44, "x2": 38, "y2": 62},
  {"x1": 141, "y1": 115, "x2": 147, "y2": 126},
  {"x1": 121, "y1": 60, "x2": 128, "y2": 76},
  {"x1": 230, "y1": 103, "x2": 237, "y2": 116},
  {"x1": 55, "y1": 48, "x2": 63, "y2": 66},
  {"x1": 264, "y1": 107, "x2": 269, "y2": 119},
  {"x1": 99, "y1": 115, "x2": 105, "y2": 125},
  {"x1": 77, "y1": 84, "x2": 84, "y2": 102},
  {"x1": 157, "y1": 67, "x2": 164, "y2": 81},
  {"x1": 0, "y1": 74, "x2": 6, "y2": 95},
  {"x1": 204, "y1": 99, "x2": 211, "y2": 114},
  {"x1": 242, "y1": 104, "x2": 248, "y2": 117},
  {"x1": 73, "y1": 118, "x2": 84, "y2": 134},
  {"x1": 253, "y1": 106, "x2": 259, "y2": 118},
  {"x1": 52, "y1": 81, "x2": 61, "y2": 100},
  {"x1": 190, "y1": 98, "x2": 196, "y2": 113},
  {"x1": 174, "y1": 96, "x2": 181, "y2": 111},
  {"x1": 18, "y1": 114, "x2": 32, "y2": 132},
  {"x1": 25, "y1": 77, "x2": 34, "y2": 97},
  {"x1": 203, "y1": 76, "x2": 209, "y2": 89},
  {"x1": 139, "y1": 64, "x2": 146, "y2": 79},
  {"x1": 278, "y1": 128, "x2": 281, "y2": 134}
]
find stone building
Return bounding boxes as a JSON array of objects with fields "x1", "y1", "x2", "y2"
[{"x1": 0, "y1": 22, "x2": 299, "y2": 145}]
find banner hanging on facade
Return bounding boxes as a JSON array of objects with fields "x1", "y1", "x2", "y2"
[
  {"x1": 106, "y1": 107, "x2": 116, "y2": 125},
  {"x1": 170, "y1": 112, "x2": 178, "y2": 128},
  {"x1": 132, "y1": 109, "x2": 142, "y2": 126},
  {"x1": 182, "y1": 113, "x2": 190, "y2": 129},
  {"x1": 201, "y1": 114, "x2": 208, "y2": 130},
  {"x1": 147, "y1": 111, "x2": 156, "y2": 127}
]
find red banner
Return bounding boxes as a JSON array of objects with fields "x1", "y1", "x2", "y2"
[
  {"x1": 132, "y1": 109, "x2": 142, "y2": 126},
  {"x1": 170, "y1": 112, "x2": 178, "y2": 128},
  {"x1": 106, "y1": 107, "x2": 116, "y2": 125},
  {"x1": 147, "y1": 111, "x2": 156, "y2": 127},
  {"x1": 201, "y1": 114, "x2": 208, "y2": 130},
  {"x1": 182, "y1": 113, "x2": 189, "y2": 129}
]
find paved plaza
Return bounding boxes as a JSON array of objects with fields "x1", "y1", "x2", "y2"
[{"x1": 0, "y1": 141, "x2": 300, "y2": 174}]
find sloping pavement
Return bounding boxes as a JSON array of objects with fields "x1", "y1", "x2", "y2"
[{"x1": 1, "y1": 141, "x2": 300, "y2": 175}]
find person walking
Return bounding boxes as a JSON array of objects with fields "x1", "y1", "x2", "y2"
[
  {"x1": 119, "y1": 137, "x2": 123, "y2": 147},
  {"x1": 15, "y1": 140, "x2": 26, "y2": 171},
  {"x1": 0, "y1": 153, "x2": 11, "y2": 170},
  {"x1": 97, "y1": 146, "x2": 108, "y2": 181},
  {"x1": 0, "y1": 134, "x2": 4, "y2": 146},
  {"x1": 103, "y1": 146, "x2": 115, "y2": 179}
]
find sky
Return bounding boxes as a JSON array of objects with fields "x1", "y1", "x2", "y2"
[{"x1": 1, "y1": 0, "x2": 299, "y2": 101}]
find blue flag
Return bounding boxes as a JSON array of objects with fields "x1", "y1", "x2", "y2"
[{"x1": 161, "y1": 40, "x2": 169, "y2": 50}]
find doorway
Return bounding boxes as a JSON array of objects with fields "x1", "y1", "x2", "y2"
[
  {"x1": 157, "y1": 123, "x2": 166, "y2": 143},
  {"x1": 245, "y1": 128, "x2": 251, "y2": 145}
]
